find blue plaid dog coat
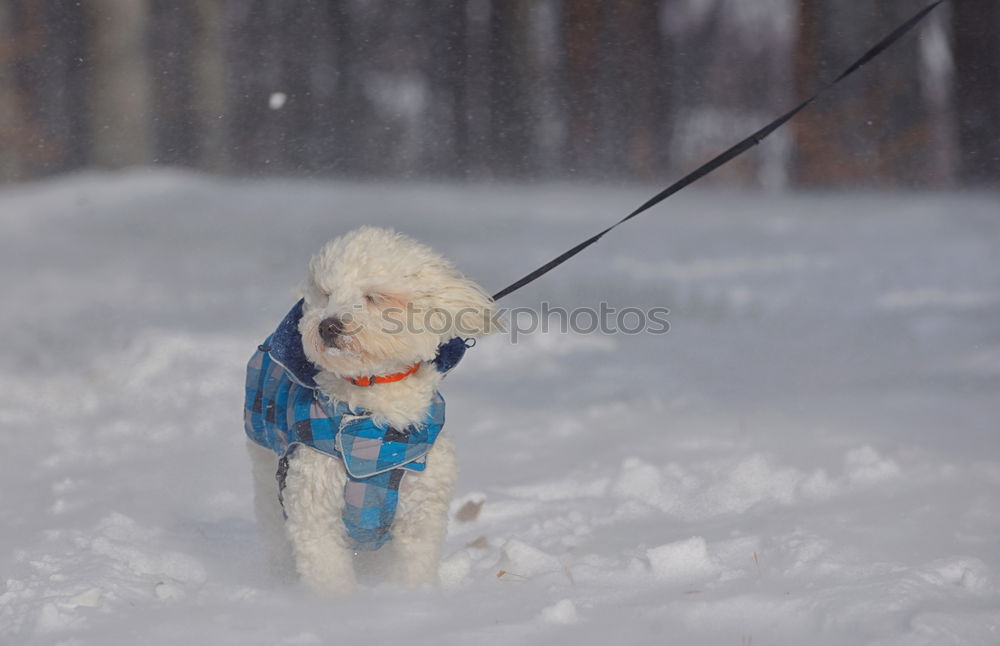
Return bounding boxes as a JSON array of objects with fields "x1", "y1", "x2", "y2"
[{"x1": 245, "y1": 300, "x2": 465, "y2": 551}]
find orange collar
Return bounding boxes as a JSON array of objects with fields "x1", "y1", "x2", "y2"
[{"x1": 344, "y1": 363, "x2": 420, "y2": 387}]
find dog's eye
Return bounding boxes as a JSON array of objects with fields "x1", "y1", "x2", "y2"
[{"x1": 364, "y1": 293, "x2": 381, "y2": 305}]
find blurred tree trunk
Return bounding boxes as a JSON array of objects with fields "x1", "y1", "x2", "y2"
[
  {"x1": 561, "y1": 0, "x2": 603, "y2": 176},
  {"x1": 0, "y1": 0, "x2": 88, "y2": 180},
  {"x1": 629, "y1": 1, "x2": 671, "y2": 179},
  {"x1": 792, "y1": 2, "x2": 941, "y2": 187},
  {"x1": 424, "y1": 0, "x2": 469, "y2": 176},
  {"x1": 488, "y1": 0, "x2": 534, "y2": 177},
  {"x1": 223, "y1": 0, "x2": 285, "y2": 172},
  {"x1": 280, "y1": 3, "x2": 327, "y2": 173},
  {"x1": 84, "y1": 0, "x2": 152, "y2": 168},
  {"x1": 147, "y1": 0, "x2": 225, "y2": 171},
  {"x1": 191, "y1": 0, "x2": 227, "y2": 170},
  {"x1": 598, "y1": 1, "x2": 669, "y2": 179},
  {"x1": 463, "y1": 0, "x2": 491, "y2": 176},
  {"x1": 148, "y1": 0, "x2": 199, "y2": 166},
  {"x1": 0, "y1": 1, "x2": 25, "y2": 181},
  {"x1": 357, "y1": 0, "x2": 430, "y2": 176},
  {"x1": 952, "y1": 0, "x2": 1000, "y2": 185},
  {"x1": 284, "y1": 2, "x2": 338, "y2": 173},
  {"x1": 592, "y1": 3, "x2": 626, "y2": 176},
  {"x1": 660, "y1": 0, "x2": 726, "y2": 182},
  {"x1": 327, "y1": 0, "x2": 360, "y2": 174}
]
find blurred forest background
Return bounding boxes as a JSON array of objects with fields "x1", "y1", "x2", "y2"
[{"x1": 0, "y1": 0, "x2": 997, "y2": 188}]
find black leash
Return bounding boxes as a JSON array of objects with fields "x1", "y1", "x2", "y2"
[{"x1": 491, "y1": 0, "x2": 944, "y2": 302}]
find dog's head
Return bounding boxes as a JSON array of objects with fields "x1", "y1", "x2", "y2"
[{"x1": 298, "y1": 226, "x2": 497, "y2": 378}]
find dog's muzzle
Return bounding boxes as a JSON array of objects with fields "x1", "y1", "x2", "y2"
[{"x1": 318, "y1": 316, "x2": 346, "y2": 347}]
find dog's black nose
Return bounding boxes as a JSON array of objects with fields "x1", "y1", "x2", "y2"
[{"x1": 318, "y1": 316, "x2": 346, "y2": 346}]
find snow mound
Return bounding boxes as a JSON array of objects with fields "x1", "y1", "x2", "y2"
[
  {"x1": 538, "y1": 599, "x2": 580, "y2": 625},
  {"x1": 496, "y1": 539, "x2": 563, "y2": 579},
  {"x1": 647, "y1": 536, "x2": 721, "y2": 584}
]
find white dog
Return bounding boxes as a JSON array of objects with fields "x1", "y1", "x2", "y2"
[{"x1": 244, "y1": 226, "x2": 495, "y2": 595}]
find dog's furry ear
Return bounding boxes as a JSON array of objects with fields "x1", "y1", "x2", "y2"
[{"x1": 430, "y1": 278, "x2": 500, "y2": 339}]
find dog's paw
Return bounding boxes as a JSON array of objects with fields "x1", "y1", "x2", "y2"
[
  {"x1": 300, "y1": 570, "x2": 357, "y2": 598},
  {"x1": 393, "y1": 568, "x2": 439, "y2": 590},
  {"x1": 390, "y1": 549, "x2": 442, "y2": 589},
  {"x1": 291, "y1": 540, "x2": 358, "y2": 597}
]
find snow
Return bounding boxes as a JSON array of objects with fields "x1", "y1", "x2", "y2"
[
  {"x1": 1, "y1": 169, "x2": 999, "y2": 645},
  {"x1": 269, "y1": 92, "x2": 287, "y2": 110},
  {"x1": 646, "y1": 536, "x2": 721, "y2": 583},
  {"x1": 538, "y1": 598, "x2": 579, "y2": 625}
]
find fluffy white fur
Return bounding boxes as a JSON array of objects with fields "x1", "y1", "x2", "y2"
[{"x1": 250, "y1": 226, "x2": 495, "y2": 596}]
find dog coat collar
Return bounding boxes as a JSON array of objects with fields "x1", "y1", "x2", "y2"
[{"x1": 345, "y1": 363, "x2": 420, "y2": 387}]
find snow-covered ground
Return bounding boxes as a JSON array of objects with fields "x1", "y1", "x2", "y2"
[{"x1": 1, "y1": 170, "x2": 998, "y2": 645}]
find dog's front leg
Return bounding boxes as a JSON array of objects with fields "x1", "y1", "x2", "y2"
[
  {"x1": 280, "y1": 446, "x2": 357, "y2": 596},
  {"x1": 391, "y1": 436, "x2": 458, "y2": 588}
]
